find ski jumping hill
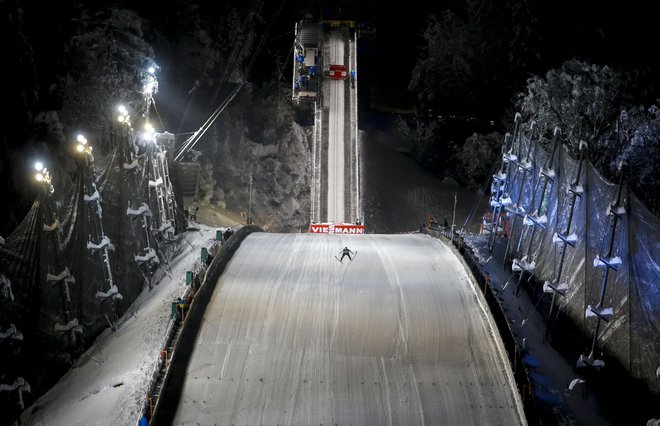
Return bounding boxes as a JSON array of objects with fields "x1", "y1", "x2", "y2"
[{"x1": 168, "y1": 232, "x2": 526, "y2": 425}]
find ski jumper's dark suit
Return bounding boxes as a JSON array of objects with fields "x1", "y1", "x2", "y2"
[{"x1": 339, "y1": 247, "x2": 353, "y2": 262}]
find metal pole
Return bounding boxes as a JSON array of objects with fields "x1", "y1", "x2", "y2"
[
  {"x1": 248, "y1": 173, "x2": 252, "y2": 225},
  {"x1": 451, "y1": 192, "x2": 457, "y2": 242}
]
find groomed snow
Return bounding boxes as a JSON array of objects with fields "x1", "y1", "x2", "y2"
[
  {"x1": 19, "y1": 229, "x2": 527, "y2": 425},
  {"x1": 172, "y1": 232, "x2": 526, "y2": 425},
  {"x1": 21, "y1": 225, "x2": 220, "y2": 426}
]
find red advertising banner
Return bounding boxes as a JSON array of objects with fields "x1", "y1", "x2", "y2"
[
  {"x1": 309, "y1": 223, "x2": 366, "y2": 234},
  {"x1": 327, "y1": 64, "x2": 348, "y2": 80}
]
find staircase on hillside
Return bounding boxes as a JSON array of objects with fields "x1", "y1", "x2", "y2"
[{"x1": 176, "y1": 162, "x2": 201, "y2": 197}]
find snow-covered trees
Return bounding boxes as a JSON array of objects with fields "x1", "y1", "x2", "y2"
[
  {"x1": 517, "y1": 60, "x2": 623, "y2": 155},
  {"x1": 517, "y1": 59, "x2": 659, "y2": 214},
  {"x1": 458, "y1": 132, "x2": 503, "y2": 188},
  {"x1": 408, "y1": 0, "x2": 539, "y2": 119},
  {"x1": 60, "y1": 8, "x2": 155, "y2": 152},
  {"x1": 605, "y1": 104, "x2": 660, "y2": 211},
  {"x1": 198, "y1": 80, "x2": 310, "y2": 232},
  {"x1": 408, "y1": 11, "x2": 473, "y2": 115}
]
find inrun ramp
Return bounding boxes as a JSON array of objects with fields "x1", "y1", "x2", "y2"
[{"x1": 172, "y1": 233, "x2": 526, "y2": 425}]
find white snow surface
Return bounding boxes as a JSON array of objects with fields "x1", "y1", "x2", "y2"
[
  {"x1": 21, "y1": 225, "x2": 220, "y2": 426},
  {"x1": 173, "y1": 232, "x2": 526, "y2": 425},
  {"x1": 21, "y1": 228, "x2": 527, "y2": 425},
  {"x1": 326, "y1": 31, "x2": 346, "y2": 223}
]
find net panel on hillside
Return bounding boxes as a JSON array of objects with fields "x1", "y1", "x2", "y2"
[
  {"x1": 486, "y1": 115, "x2": 660, "y2": 399},
  {"x1": 0, "y1": 127, "x2": 182, "y2": 420}
]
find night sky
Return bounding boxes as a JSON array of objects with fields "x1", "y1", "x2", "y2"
[{"x1": 279, "y1": 0, "x2": 657, "y2": 113}]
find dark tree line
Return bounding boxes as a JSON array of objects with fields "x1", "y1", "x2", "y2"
[
  {"x1": 401, "y1": 0, "x2": 658, "y2": 214},
  {"x1": 0, "y1": 0, "x2": 289, "y2": 237}
]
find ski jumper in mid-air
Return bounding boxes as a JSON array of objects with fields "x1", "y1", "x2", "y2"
[{"x1": 339, "y1": 246, "x2": 354, "y2": 262}]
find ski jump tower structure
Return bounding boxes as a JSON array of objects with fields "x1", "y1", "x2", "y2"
[{"x1": 294, "y1": 16, "x2": 363, "y2": 235}]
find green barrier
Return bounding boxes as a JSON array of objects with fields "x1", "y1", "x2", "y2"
[
  {"x1": 216, "y1": 229, "x2": 223, "y2": 240},
  {"x1": 200, "y1": 247, "x2": 208, "y2": 263},
  {"x1": 170, "y1": 302, "x2": 177, "y2": 319},
  {"x1": 186, "y1": 271, "x2": 192, "y2": 286}
]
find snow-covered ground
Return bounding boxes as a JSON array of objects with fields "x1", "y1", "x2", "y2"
[
  {"x1": 20, "y1": 228, "x2": 528, "y2": 425},
  {"x1": 327, "y1": 32, "x2": 347, "y2": 223},
  {"x1": 21, "y1": 225, "x2": 221, "y2": 426},
  {"x1": 360, "y1": 125, "x2": 488, "y2": 235},
  {"x1": 169, "y1": 232, "x2": 526, "y2": 425}
]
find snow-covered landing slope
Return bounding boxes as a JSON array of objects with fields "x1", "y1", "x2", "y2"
[
  {"x1": 174, "y1": 232, "x2": 526, "y2": 425},
  {"x1": 20, "y1": 225, "x2": 221, "y2": 426}
]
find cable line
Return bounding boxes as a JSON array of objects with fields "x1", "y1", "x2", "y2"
[{"x1": 173, "y1": 0, "x2": 287, "y2": 161}]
